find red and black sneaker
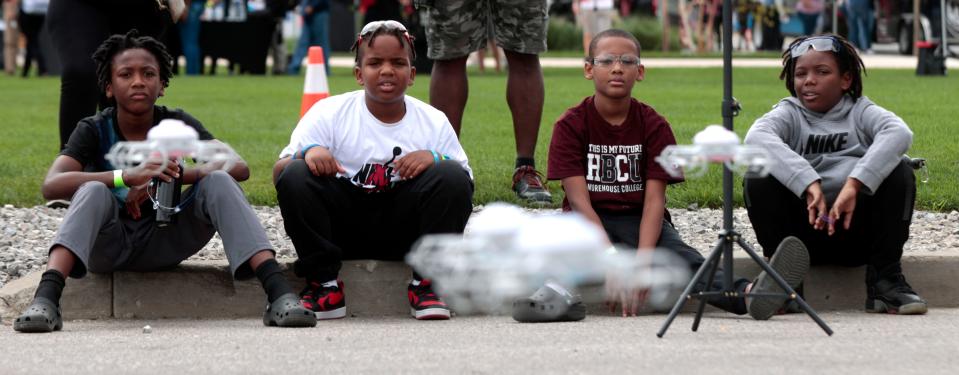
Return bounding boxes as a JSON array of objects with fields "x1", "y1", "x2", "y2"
[
  {"x1": 407, "y1": 279, "x2": 451, "y2": 320},
  {"x1": 300, "y1": 279, "x2": 346, "y2": 320}
]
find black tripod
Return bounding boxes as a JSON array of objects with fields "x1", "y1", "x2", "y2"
[{"x1": 656, "y1": 0, "x2": 833, "y2": 337}]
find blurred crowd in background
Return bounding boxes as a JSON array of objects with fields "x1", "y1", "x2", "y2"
[{"x1": 0, "y1": 0, "x2": 955, "y2": 78}]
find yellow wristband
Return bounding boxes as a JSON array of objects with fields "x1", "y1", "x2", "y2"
[{"x1": 113, "y1": 169, "x2": 126, "y2": 189}]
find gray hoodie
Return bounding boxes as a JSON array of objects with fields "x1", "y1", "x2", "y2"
[{"x1": 744, "y1": 95, "x2": 912, "y2": 203}]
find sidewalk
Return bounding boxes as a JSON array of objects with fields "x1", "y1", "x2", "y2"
[{"x1": 3, "y1": 253, "x2": 956, "y2": 321}]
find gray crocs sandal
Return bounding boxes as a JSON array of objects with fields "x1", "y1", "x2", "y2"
[
  {"x1": 263, "y1": 293, "x2": 317, "y2": 328},
  {"x1": 14, "y1": 297, "x2": 63, "y2": 333},
  {"x1": 512, "y1": 283, "x2": 586, "y2": 323},
  {"x1": 747, "y1": 236, "x2": 810, "y2": 320}
]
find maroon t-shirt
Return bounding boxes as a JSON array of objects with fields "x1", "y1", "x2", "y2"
[{"x1": 548, "y1": 96, "x2": 683, "y2": 214}]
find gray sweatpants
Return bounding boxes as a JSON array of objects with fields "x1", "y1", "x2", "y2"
[{"x1": 54, "y1": 171, "x2": 272, "y2": 280}]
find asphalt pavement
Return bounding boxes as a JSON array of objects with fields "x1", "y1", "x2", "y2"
[{"x1": 1, "y1": 308, "x2": 957, "y2": 374}]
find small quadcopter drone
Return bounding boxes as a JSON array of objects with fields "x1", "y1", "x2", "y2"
[
  {"x1": 406, "y1": 203, "x2": 690, "y2": 314},
  {"x1": 105, "y1": 119, "x2": 240, "y2": 172},
  {"x1": 655, "y1": 125, "x2": 770, "y2": 178},
  {"x1": 105, "y1": 119, "x2": 241, "y2": 224}
]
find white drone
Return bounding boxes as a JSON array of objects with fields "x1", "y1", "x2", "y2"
[
  {"x1": 655, "y1": 125, "x2": 770, "y2": 178},
  {"x1": 406, "y1": 203, "x2": 690, "y2": 314},
  {"x1": 105, "y1": 119, "x2": 240, "y2": 171}
]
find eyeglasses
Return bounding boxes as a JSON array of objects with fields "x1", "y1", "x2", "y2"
[
  {"x1": 789, "y1": 36, "x2": 842, "y2": 58},
  {"x1": 587, "y1": 54, "x2": 641, "y2": 68}
]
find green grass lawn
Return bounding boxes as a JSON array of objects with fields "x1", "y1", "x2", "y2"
[{"x1": 1, "y1": 66, "x2": 957, "y2": 210}]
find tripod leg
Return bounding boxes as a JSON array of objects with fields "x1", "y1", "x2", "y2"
[
  {"x1": 735, "y1": 237, "x2": 834, "y2": 336},
  {"x1": 692, "y1": 240, "x2": 724, "y2": 331},
  {"x1": 657, "y1": 240, "x2": 725, "y2": 338}
]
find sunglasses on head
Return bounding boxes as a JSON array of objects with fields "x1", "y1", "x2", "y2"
[
  {"x1": 360, "y1": 20, "x2": 408, "y2": 36},
  {"x1": 789, "y1": 36, "x2": 842, "y2": 58},
  {"x1": 353, "y1": 20, "x2": 415, "y2": 59}
]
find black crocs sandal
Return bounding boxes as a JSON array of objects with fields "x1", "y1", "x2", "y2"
[
  {"x1": 512, "y1": 283, "x2": 586, "y2": 323},
  {"x1": 263, "y1": 293, "x2": 318, "y2": 328},
  {"x1": 14, "y1": 297, "x2": 63, "y2": 333}
]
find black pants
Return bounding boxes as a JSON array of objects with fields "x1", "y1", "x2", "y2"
[
  {"x1": 276, "y1": 160, "x2": 474, "y2": 282},
  {"x1": 744, "y1": 161, "x2": 914, "y2": 281},
  {"x1": 599, "y1": 213, "x2": 749, "y2": 315},
  {"x1": 46, "y1": 0, "x2": 167, "y2": 149},
  {"x1": 18, "y1": 12, "x2": 47, "y2": 77}
]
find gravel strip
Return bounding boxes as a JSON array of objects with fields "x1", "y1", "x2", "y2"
[{"x1": 2, "y1": 204, "x2": 957, "y2": 289}]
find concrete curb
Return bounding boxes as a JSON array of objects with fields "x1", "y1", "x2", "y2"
[{"x1": 2, "y1": 254, "x2": 957, "y2": 321}]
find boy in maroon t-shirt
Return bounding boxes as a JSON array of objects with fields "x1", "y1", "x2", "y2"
[{"x1": 514, "y1": 29, "x2": 805, "y2": 322}]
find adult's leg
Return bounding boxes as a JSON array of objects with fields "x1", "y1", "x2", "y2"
[
  {"x1": 311, "y1": 10, "x2": 331, "y2": 76},
  {"x1": 429, "y1": 57, "x2": 470, "y2": 135},
  {"x1": 2, "y1": 0, "x2": 18, "y2": 75},
  {"x1": 491, "y1": 0, "x2": 547, "y2": 160},
  {"x1": 503, "y1": 50, "x2": 544, "y2": 160},
  {"x1": 843, "y1": 5, "x2": 861, "y2": 50},
  {"x1": 18, "y1": 11, "x2": 38, "y2": 77},
  {"x1": 424, "y1": 0, "x2": 488, "y2": 135},
  {"x1": 46, "y1": 0, "x2": 110, "y2": 149},
  {"x1": 178, "y1": 1, "x2": 205, "y2": 75},
  {"x1": 287, "y1": 14, "x2": 312, "y2": 75}
]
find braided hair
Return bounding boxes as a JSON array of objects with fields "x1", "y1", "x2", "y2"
[
  {"x1": 780, "y1": 34, "x2": 866, "y2": 100},
  {"x1": 91, "y1": 29, "x2": 173, "y2": 98},
  {"x1": 350, "y1": 27, "x2": 416, "y2": 66}
]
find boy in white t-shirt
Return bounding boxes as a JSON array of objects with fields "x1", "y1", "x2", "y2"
[{"x1": 272, "y1": 21, "x2": 474, "y2": 321}]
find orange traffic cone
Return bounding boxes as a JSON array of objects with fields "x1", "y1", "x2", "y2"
[{"x1": 300, "y1": 46, "x2": 330, "y2": 118}]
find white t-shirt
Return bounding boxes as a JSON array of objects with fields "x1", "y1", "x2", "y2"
[{"x1": 280, "y1": 90, "x2": 472, "y2": 188}]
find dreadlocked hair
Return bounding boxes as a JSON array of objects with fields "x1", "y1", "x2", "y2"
[
  {"x1": 780, "y1": 34, "x2": 866, "y2": 100},
  {"x1": 350, "y1": 28, "x2": 416, "y2": 66},
  {"x1": 92, "y1": 29, "x2": 173, "y2": 97}
]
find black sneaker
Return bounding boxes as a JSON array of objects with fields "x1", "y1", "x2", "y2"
[
  {"x1": 512, "y1": 283, "x2": 586, "y2": 323},
  {"x1": 407, "y1": 279, "x2": 451, "y2": 320},
  {"x1": 300, "y1": 279, "x2": 346, "y2": 320},
  {"x1": 866, "y1": 274, "x2": 928, "y2": 315},
  {"x1": 512, "y1": 166, "x2": 552, "y2": 204},
  {"x1": 747, "y1": 236, "x2": 810, "y2": 320}
]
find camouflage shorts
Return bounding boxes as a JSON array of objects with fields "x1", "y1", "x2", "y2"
[{"x1": 417, "y1": 0, "x2": 548, "y2": 60}]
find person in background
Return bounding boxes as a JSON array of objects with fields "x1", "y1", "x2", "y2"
[
  {"x1": 795, "y1": 0, "x2": 823, "y2": 36},
  {"x1": 288, "y1": 0, "x2": 330, "y2": 75},
  {"x1": 2, "y1": 0, "x2": 19, "y2": 75},
  {"x1": 574, "y1": 0, "x2": 616, "y2": 57},
  {"x1": 178, "y1": 0, "x2": 206, "y2": 75},
  {"x1": 420, "y1": 0, "x2": 553, "y2": 205}
]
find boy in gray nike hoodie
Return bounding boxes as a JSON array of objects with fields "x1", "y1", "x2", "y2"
[{"x1": 743, "y1": 34, "x2": 927, "y2": 315}]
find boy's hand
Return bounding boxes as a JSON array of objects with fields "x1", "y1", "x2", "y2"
[
  {"x1": 605, "y1": 272, "x2": 648, "y2": 317},
  {"x1": 304, "y1": 146, "x2": 346, "y2": 176},
  {"x1": 124, "y1": 185, "x2": 150, "y2": 220},
  {"x1": 828, "y1": 178, "x2": 861, "y2": 235},
  {"x1": 124, "y1": 156, "x2": 181, "y2": 187},
  {"x1": 394, "y1": 150, "x2": 434, "y2": 180},
  {"x1": 805, "y1": 181, "x2": 828, "y2": 231}
]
